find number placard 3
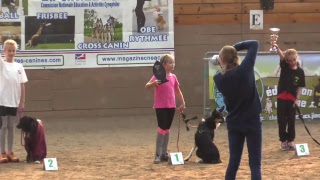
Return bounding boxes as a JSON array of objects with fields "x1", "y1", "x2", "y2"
[
  {"x1": 295, "y1": 143, "x2": 310, "y2": 156},
  {"x1": 169, "y1": 152, "x2": 184, "y2": 165},
  {"x1": 43, "y1": 158, "x2": 59, "y2": 171}
]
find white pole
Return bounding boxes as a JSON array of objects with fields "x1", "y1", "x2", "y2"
[{"x1": 203, "y1": 52, "x2": 219, "y2": 116}]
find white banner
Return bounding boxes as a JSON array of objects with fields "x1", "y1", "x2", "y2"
[{"x1": 0, "y1": 0, "x2": 174, "y2": 69}]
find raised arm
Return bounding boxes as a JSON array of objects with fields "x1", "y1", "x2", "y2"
[
  {"x1": 233, "y1": 40, "x2": 259, "y2": 68},
  {"x1": 273, "y1": 44, "x2": 285, "y2": 61}
]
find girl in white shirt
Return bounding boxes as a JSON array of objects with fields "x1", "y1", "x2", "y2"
[{"x1": 0, "y1": 39, "x2": 28, "y2": 163}]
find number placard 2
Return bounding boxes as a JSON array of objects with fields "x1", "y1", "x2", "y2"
[
  {"x1": 169, "y1": 152, "x2": 184, "y2": 165},
  {"x1": 43, "y1": 158, "x2": 59, "y2": 171},
  {"x1": 295, "y1": 143, "x2": 310, "y2": 156}
]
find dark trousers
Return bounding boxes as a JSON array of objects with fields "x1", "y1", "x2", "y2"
[
  {"x1": 225, "y1": 126, "x2": 262, "y2": 180},
  {"x1": 135, "y1": 0, "x2": 146, "y2": 32},
  {"x1": 277, "y1": 99, "x2": 296, "y2": 142},
  {"x1": 155, "y1": 108, "x2": 175, "y2": 130}
]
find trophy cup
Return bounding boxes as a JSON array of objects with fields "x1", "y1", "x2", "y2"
[
  {"x1": 269, "y1": 28, "x2": 280, "y2": 52},
  {"x1": 153, "y1": 60, "x2": 168, "y2": 85},
  {"x1": 211, "y1": 55, "x2": 220, "y2": 66}
]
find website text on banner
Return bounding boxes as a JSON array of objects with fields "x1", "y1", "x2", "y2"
[{"x1": 0, "y1": 0, "x2": 173, "y2": 69}]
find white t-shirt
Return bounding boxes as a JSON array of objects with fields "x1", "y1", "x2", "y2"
[{"x1": 0, "y1": 57, "x2": 28, "y2": 107}]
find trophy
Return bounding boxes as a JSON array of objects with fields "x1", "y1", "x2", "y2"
[
  {"x1": 269, "y1": 28, "x2": 280, "y2": 52},
  {"x1": 211, "y1": 55, "x2": 220, "y2": 66},
  {"x1": 153, "y1": 60, "x2": 168, "y2": 85}
]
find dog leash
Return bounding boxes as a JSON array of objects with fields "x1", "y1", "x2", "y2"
[
  {"x1": 296, "y1": 107, "x2": 320, "y2": 146},
  {"x1": 20, "y1": 132, "x2": 25, "y2": 146},
  {"x1": 181, "y1": 113, "x2": 198, "y2": 131},
  {"x1": 177, "y1": 112, "x2": 182, "y2": 152},
  {"x1": 177, "y1": 112, "x2": 198, "y2": 152},
  {"x1": 18, "y1": 109, "x2": 25, "y2": 146}
]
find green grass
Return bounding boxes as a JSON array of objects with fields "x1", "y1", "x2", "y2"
[
  {"x1": 84, "y1": 28, "x2": 123, "y2": 41},
  {"x1": 25, "y1": 43, "x2": 75, "y2": 50},
  {"x1": 23, "y1": 0, "x2": 28, "y2": 15},
  {"x1": 84, "y1": 29, "x2": 90, "y2": 36}
]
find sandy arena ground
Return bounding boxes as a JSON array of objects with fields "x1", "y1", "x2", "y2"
[{"x1": 0, "y1": 114, "x2": 319, "y2": 180}]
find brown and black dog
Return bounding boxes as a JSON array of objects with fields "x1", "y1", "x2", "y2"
[
  {"x1": 26, "y1": 22, "x2": 49, "y2": 48},
  {"x1": 91, "y1": 18, "x2": 104, "y2": 43},
  {"x1": 184, "y1": 107, "x2": 225, "y2": 164}
]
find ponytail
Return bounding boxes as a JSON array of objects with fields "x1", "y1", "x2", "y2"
[{"x1": 220, "y1": 46, "x2": 240, "y2": 74}]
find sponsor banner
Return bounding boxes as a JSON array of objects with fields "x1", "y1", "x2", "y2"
[
  {"x1": 0, "y1": 0, "x2": 173, "y2": 69},
  {"x1": 208, "y1": 52, "x2": 320, "y2": 120},
  {"x1": 97, "y1": 53, "x2": 163, "y2": 65},
  {"x1": 3, "y1": 51, "x2": 171, "y2": 68},
  {"x1": 15, "y1": 55, "x2": 64, "y2": 66}
]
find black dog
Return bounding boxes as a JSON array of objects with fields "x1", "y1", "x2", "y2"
[
  {"x1": 184, "y1": 108, "x2": 225, "y2": 163},
  {"x1": 16, "y1": 116, "x2": 47, "y2": 163}
]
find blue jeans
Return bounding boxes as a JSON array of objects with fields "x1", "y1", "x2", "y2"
[{"x1": 225, "y1": 125, "x2": 262, "y2": 180}]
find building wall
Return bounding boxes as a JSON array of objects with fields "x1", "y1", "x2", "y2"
[{"x1": 25, "y1": 0, "x2": 320, "y2": 118}]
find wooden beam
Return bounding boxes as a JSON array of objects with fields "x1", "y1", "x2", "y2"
[
  {"x1": 243, "y1": 3, "x2": 320, "y2": 14},
  {"x1": 175, "y1": 3, "x2": 242, "y2": 15},
  {"x1": 175, "y1": 13, "x2": 320, "y2": 25},
  {"x1": 174, "y1": 2, "x2": 320, "y2": 15},
  {"x1": 175, "y1": 14, "x2": 241, "y2": 25},
  {"x1": 242, "y1": 13, "x2": 320, "y2": 24},
  {"x1": 241, "y1": 23, "x2": 320, "y2": 34},
  {"x1": 175, "y1": 24, "x2": 242, "y2": 34}
]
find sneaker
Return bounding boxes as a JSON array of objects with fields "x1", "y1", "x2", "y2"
[
  {"x1": 154, "y1": 154, "x2": 161, "y2": 164},
  {"x1": 0, "y1": 153, "x2": 8, "y2": 163},
  {"x1": 280, "y1": 141, "x2": 289, "y2": 151},
  {"x1": 287, "y1": 142, "x2": 296, "y2": 151},
  {"x1": 160, "y1": 153, "x2": 169, "y2": 162},
  {"x1": 6, "y1": 152, "x2": 19, "y2": 162}
]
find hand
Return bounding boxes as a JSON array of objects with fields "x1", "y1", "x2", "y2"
[
  {"x1": 272, "y1": 44, "x2": 279, "y2": 49},
  {"x1": 153, "y1": 80, "x2": 161, "y2": 86},
  {"x1": 178, "y1": 104, "x2": 186, "y2": 113},
  {"x1": 18, "y1": 102, "x2": 24, "y2": 114},
  {"x1": 293, "y1": 99, "x2": 299, "y2": 107},
  {"x1": 211, "y1": 55, "x2": 220, "y2": 66}
]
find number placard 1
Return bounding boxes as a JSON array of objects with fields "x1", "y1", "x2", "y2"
[
  {"x1": 169, "y1": 152, "x2": 184, "y2": 165},
  {"x1": 43, "y1": 158, "x2": 59, "y2": 171},
  {"x1": 295, "y1": 143, "x2": 310, "y2": 156}
]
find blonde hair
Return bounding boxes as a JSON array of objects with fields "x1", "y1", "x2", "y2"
[
  {"x1": 4, "y1": 39, "x2": 18, "y2": 50},
  {"x1": 160, "y1": 54, "x2": 174, "y2": 64},
  {"x1": 219, "y1": 46, "x2": 240, "y2": 74},
  {"x1": 284, "y1": 49, "x2": 298, "y2": 59},
  {"x1": 284, "y1": 49, "x2": 300, "y2": 66}
]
